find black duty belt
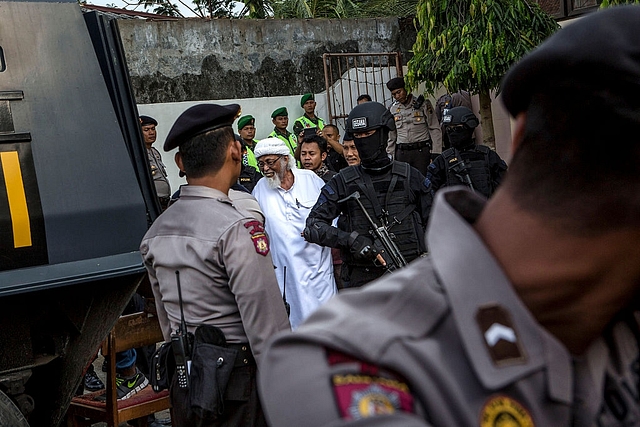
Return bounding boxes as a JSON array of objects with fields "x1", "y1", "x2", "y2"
[
  {"x1": 229, "y1": 343, "x2": 256, "y2": 367},
  {"x1": 397, "y1": 140, "x2": 431, "y2": 151}
]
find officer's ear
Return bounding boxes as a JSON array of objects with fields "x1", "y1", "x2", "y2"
[
  {"x1": 175, "y1": 152, "x2": 187, "y2": 178},
  {"x1": 510, "y1": 112, "x2": 527, "y2": 158},
  {"x1": 321, "y1": 151, "x2": 327, "y2": 162},
  {"x1": 229, "y1": 138, "x2": 242, "y2": 163}
]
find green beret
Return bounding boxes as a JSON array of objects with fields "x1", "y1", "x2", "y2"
[
  {"x1": 237, "y1": 115, "x2": 255, "y2": 131},
  {"x1": 300, "y1": 93, "x2": 314, "y2": 107},
  {"x1": 271, "y1": 107, "x2": 288, "y2": 118}
]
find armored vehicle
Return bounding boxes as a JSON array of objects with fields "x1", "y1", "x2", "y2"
[{"x1": 0, "y1": 0, "x2": 161, "y2": 425}]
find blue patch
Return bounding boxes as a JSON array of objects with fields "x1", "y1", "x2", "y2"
[
  {"x1": 317, "y1": 193, "x2": 328, "y2": 205},
  {"x1": 325, "y1": 186, "x2": 335, "y2": 196}
]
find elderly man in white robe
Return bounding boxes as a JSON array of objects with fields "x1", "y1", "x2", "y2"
[{"x1": 252, "y1": 138, "x2": 337, "y2": 329}]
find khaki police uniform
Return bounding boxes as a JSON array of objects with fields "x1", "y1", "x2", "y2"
[
  {"x1": 141, "y1": 184, "x2": 290, "y2": 426},
  {"x1": 147, "y1": 146, "x2": 171, "y2": 208},
  {"x1": 387, "y1": 94, "x2": 442, "y2": 175},
  {"x1": 260, "y1": 187, "x2": 640, "y2": 427}
]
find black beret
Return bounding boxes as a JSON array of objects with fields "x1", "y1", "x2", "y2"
[
  {"x1": 139, "y1": 115, "x2": 157, "y2": 126},
  {"x1": 163, "y1": 104, "x2": 240, "y2": 152},
  {"x1": 386, "y1": 77, "x2": 405, "y2": 91},
  {"x1": 501, "y1": 5, "x2": 640, "y2": 117}
]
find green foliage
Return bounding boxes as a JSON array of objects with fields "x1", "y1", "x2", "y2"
[
  {"x1": 407, "y1": 0, "x2": 559, "y2": 95},
  {"x1": 600, "y1": 0, "x2": 640, "y2": 7},
  {"x1": 139, "y1": 0, "x2": 235, "y2": 17},
  {"x1": 271, "y1": 0, "x2": 362, "y2": 18}
]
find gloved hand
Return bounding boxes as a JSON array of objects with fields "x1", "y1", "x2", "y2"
[{"x1": 348, "y1": 232, "x2": 376, "y2": 261}]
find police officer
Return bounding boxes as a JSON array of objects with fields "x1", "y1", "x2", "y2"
[
  {"x1": 140, "y1": 115, "x2": 171, "y2": 210},
  {"x1": 425, "y1": 106, "x2": 507, "y2": 214},
  {"x1": 259, "y1": 7, "x2": 640, "y2": 426},
  {"x1": 304, "y1": 101, "x2": 429, "y2": 288},
  {"x1": 386, "y1": 77, "x2": 442, "y2": 175},
  {"x1": 140, "y1": 103, "x2": 290, "y2": 427},
  {"x1": 434, "y1": 90, "x2": 473, "y2": 149},
  {"x1": 293, "y1": 93, "x2": 325, "y2": 137},
  {"x1": 236, "y1": 133, "x2": 263, "y2": 193}
]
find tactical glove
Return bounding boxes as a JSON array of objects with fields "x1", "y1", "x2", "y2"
[{"x1": 348, "y1": 232, "x2": 376, "y2": 261}]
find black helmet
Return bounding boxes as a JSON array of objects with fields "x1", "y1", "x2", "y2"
[
  {"x1": 346, "y1": 102, "x2": 395, "y2": 134},
  {"x1": 442, "y1": 106, "x2": 479, "y2": 130}
]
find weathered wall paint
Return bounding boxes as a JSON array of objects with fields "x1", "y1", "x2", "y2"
[{"x1": 118, "y1": 17, "x2": 415, "y2": 103}]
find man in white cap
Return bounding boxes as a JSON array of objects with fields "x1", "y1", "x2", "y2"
[{"x1": 252, "y1": 138, "x2": 337, "y2": 329}]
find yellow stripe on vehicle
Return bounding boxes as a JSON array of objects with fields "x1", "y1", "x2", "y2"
[{"x1": 1, "y1": 151, "x2": 32, "y2": 248}]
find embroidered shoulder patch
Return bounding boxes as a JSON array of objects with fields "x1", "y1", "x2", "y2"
[
  {"x1": 480, "y1": 395, "x2": 534, "y2": 427},
  {"x1": 476, "y1": 304, "x2": 526, "y2": 366},
  {"x1": 244, "y1": 220, "x2": 269, "y2": 256},
  {"x1": 327, "y1": 350, "x2": 413, "y2": 420}
]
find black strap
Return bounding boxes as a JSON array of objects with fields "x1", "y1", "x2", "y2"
[
  {"x1": 356, "y1": 172, "x2": 384, "y2": 221},
  {"x1": 341, "y1": 165, "x2": 360, "y2": 183}
]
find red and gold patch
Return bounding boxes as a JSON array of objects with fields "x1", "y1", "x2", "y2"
[
  {"x1": 327, "y1": 351, "x2": 413, "y2": 420},
  {"x1": 332, "y1": 374, "x2": 414, "y2": 420},
  {"x1": 480, "y1": 395, "x2": 534, "y2": 427},
  {"x1": 244, "y1": 220, "x2": 269, "y2": 256}
]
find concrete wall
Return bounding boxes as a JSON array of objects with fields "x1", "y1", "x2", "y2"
[
  {"x1": 119, "y1": 17, "x2": 414, "y2": 104},
  {"x1": 123, "y1": 17, "x2": 515, "y2": 191}
]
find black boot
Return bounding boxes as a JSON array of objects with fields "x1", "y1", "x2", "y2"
[{"x1": 84, "y1": 364, "x2": 105, "y2": 391}]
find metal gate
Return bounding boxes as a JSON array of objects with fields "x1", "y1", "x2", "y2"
[{"x1": 323, "y1": 52, "x2": 403, "y2": 129}]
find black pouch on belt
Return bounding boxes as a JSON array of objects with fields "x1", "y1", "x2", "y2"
[
  {"x1": 150, "y1": 341, "x2": 174, "y2": 392},
  {"x1": 189, "y1": 324, "x2": 238, "y2": 420}
]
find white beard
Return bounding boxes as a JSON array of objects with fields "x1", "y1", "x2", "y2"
[
  {"x1": 266, "y1": 158, "x2": 288, "y2": 189},
  {"x1": 266, "y1": 172, "x2": 282, "y2": 189}
]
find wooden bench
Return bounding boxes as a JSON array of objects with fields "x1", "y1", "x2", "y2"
[{"x1": 66, "y1": 312, "x2": 171, "y2": 427}]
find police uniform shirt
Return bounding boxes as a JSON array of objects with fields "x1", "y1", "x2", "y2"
[
  {"x1": 140, "y1": 185, "x2": 290, "y2": 365},
  {"x1": 387, "y1": 94, "x2": 443, "y2": 154},
  {"x1": 147, "y1": 146, "x2": 171, "y2": 198},
  {"x1": 259, "y1": 187, "x2": 640, "y2": 426}
]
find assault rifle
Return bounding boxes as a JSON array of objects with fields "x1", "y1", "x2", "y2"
[
  {"x1": 338, "y1": 191, "x2": 407, "y2": 272},
  {"x1": 448, "y1": 155, "x2": 475, "y2": 191}
]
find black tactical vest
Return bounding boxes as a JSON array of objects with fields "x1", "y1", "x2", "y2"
[
  {"x1": 339, "y1": 162, "x2": 424, "y2": 266},
  {"x1": 443, "y1": 145, "x2": 493, "y2": 198}
]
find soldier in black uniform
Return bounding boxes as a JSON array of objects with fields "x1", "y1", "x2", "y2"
[
  {"x1": 425, "y1": 106, "x2": 507, "y2": 214},
  {"x1": 304, "y1": 102, "x2": 430, "y2": 288}
]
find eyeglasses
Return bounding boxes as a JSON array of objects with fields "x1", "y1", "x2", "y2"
[{"x1": 258, "y1": 156, "x2": 283, "y2": 169}]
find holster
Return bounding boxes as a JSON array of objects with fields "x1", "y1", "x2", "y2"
[
  {"x1": 188, "y1": 324, "x2": 238, "y2": 420},
  {"x1": 151, "y1": 342, "x2": 175, "y2": 392}
]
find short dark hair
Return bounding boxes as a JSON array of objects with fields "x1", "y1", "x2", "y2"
[
  {"x1": 301, "y1": 134, "x2": 328, "y2": 153},
  {"x1": 357, "y1": 94, "x2": 372, "y2": 102},
  {"x1": 505, "y1": 81, "x2": 640, "y2": 233},
  {"x1": 179, "y1": 126, "x2": 235, "y2": 179},
  {"x1": 323, "y1": 124, "x2": 339, "y2": 134}
]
